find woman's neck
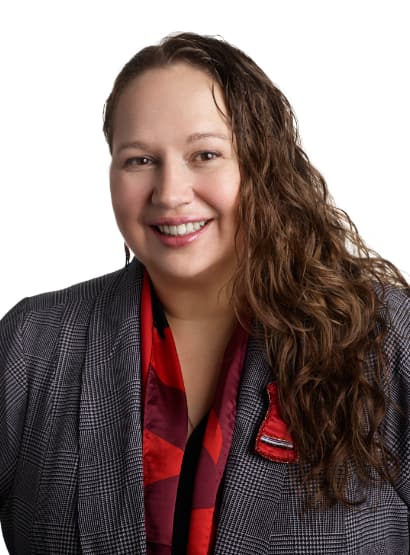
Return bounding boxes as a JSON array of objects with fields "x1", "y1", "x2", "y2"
[{"x1": 147, "y1": 269, "x2": 236, "y2": 324}]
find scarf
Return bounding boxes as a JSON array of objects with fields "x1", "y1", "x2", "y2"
[{"x1": 141, "y1": 269, "x2": 249, "y2": 554}]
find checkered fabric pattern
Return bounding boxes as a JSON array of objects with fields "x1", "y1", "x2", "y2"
[{"x1": 1, "y1": 257, "x2": 409, "y2": 554}]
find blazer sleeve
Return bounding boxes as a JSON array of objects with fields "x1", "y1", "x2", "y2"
[
  {"x1": 0, "y1": 298, "x2": 29, "y2": 511},
  {"x1": 382, "y1": 286, "x2": 410, "y2": 509}
]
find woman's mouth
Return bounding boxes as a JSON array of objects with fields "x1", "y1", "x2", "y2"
[
  {"x1": 150, "y1": 219, "x2": 212, "y2": 246},
  {"x1": 154, "y1": 220, "x2": 209, "y2": 236}
]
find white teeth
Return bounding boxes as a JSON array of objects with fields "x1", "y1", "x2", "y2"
[{"x1": 157, "y1": 220, "x2": 208, "y2": 236}]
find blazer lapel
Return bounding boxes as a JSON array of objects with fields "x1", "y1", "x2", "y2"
[
  {"x1": 214, "y1": 334, "x2": 289, "y2": 554},
  {"x1": 78, "y1": 258, "x2": 147, "y2": 554}
]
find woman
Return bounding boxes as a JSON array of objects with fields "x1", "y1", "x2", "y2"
[{"x1": 0, "y1": 32, "x2": 409, "y2": 554}]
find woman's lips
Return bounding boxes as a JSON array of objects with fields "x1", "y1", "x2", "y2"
[{"x1": 150, "y1": 219, "x2": 212, "y2": 247}]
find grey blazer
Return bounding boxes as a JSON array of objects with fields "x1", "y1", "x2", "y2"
[{"x1": 1, "y1": 258, "x2": 409, "y2": 554}]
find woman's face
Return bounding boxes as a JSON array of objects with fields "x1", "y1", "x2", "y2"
[{"x1": 110, "y1": 62, "x2": 241, "y2": 287}]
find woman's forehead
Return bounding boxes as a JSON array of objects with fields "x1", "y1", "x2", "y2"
[
  {"x1": 112, "y1": 63, "x2": 231, "y2": 148},
  {"x1": 119, "y1": 63, "x2": 225, "y2": 111}
]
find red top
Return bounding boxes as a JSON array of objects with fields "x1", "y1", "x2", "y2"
[{"x1": 141, "y1": 270, "x2": 249, "y2": 554}]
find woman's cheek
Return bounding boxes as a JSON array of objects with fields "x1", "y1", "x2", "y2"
[{"x1": 111, "y1": 177, "x2": 139, "y2": 208}]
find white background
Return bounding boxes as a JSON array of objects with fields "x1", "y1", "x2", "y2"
[{"x1": 0, "y1": 0, "x2": 409, "y2": 550}]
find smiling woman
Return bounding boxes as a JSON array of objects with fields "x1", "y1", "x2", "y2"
[{"x1": 1, "y1": 31, "x2": 409, "y2": 555}]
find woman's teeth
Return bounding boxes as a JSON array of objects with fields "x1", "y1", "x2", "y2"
[{"x1": 157, "y1": 221, "x2": 208, "y2": 236}]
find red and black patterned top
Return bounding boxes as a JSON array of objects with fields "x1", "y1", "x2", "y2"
[{"x1": 140, "y1": 270, "x2": 249, "y2": 554}]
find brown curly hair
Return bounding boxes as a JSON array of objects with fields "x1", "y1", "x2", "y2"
[{"x1": 102, "y1": 32, "x2": 409, "y2": 507}]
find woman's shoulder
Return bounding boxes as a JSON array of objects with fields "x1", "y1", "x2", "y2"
[
  {"x1": 376, "y1": 282, "x2": 410, "y2": 317},
  {"x1": 370, "y1": 283, "x2": 410, "y2": 381},
  {"x1": 1, "y1": 258, "x2": 143, "y2": 326},
  {"x1": 375, "y1": 283, "x2": 410, "y2": 350}
]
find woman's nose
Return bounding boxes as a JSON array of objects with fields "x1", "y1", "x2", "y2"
[{"x1": 151, "y1": 159, "x2": 194, "y2": 208}]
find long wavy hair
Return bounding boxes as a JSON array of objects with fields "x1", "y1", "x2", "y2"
[{"x1": 103, "y1": 32, "x2": 409, "y2": 507}]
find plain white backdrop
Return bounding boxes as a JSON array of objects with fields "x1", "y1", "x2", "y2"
[{"x1": 0, "y1": 0, "x2": 409, "y2": 551}]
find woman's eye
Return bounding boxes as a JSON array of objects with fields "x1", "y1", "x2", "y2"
[
  {"x1": 195, "y1": 151, "x2": 220, "y2": 162},
  {"x1": 124, "y1": 156, "x2": 152, "y2": 167}
]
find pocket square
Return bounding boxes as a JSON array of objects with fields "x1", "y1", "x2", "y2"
[{"x1": 255, "y1": 382, "x2": 298, "y2": 463}]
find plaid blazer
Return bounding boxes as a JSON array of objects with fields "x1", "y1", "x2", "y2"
[{"x1": 1, "y1": 258, "x2": 409, "y2": 554}]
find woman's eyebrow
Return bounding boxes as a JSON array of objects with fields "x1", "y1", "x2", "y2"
[
  {"x1": 116, "y1": 140, "x2": 149, "y2": 154},
  {"x1": 116, "y1": 132, "x2": 229, "y2": 154},
  {"x1": 186, "y1": 132, "x2": 230, "y2": 143}
]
